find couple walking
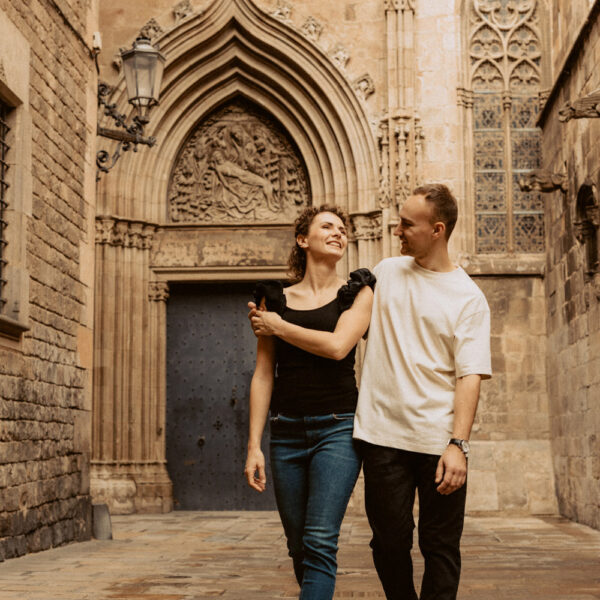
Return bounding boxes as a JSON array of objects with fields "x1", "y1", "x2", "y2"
[{"x1": 244, "y1": 183, "x2": 491, "y2": 600}]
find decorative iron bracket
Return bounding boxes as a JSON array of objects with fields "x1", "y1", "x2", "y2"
[{"x1": 96, "y1": 82, "x2": 156, "y2": 181}]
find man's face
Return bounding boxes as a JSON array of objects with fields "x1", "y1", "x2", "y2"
[{"x1": 393, "y1": 194, "x2": 438, "y2": 258}]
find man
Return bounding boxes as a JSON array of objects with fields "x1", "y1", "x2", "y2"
[{"x1": 353, "y1": 183, "x2": 491, "y2": 599}]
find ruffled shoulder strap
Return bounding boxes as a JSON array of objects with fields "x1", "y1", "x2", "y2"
[
  {"x1": 337, "y1": 268, "x2": 376, "y2": 311},
  {"x1": 253, "y1": 281, "x2": 287, "y2": 315}
]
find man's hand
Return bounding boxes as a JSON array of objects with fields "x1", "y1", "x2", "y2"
[{"x1": 435, "y1": 444, "x2": 467, "y2": 495}]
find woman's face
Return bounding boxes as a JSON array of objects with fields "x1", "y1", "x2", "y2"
[{"x1": 298, "y1": 211, "x2": 348, "y2": 260}]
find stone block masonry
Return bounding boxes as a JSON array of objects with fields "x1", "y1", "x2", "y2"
[{"x1": 0, "y1": 0, "x2": 96, "y2": 559}]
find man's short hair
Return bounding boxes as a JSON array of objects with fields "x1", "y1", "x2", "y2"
[{"x1": 412, "y1": 183, "x2": 458, "y2": 239}]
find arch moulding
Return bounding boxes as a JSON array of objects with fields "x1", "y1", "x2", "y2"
[{"x1": 92, "y1": 0, "x2": 379, "y2": 513}]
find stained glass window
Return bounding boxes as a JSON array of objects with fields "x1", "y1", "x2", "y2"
[{"x1": 469, "y1": 0, "x2": 544, "y2": 254}]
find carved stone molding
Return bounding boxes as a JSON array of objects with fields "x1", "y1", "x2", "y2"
[
  {"x1": 558, "y1": 89, "x2": 600, "y2": 122},
  {"x1": 457, "y1": 87, "x2": 474, "y2": 109},
  {"x1": 329, "y1": 43, "x2": 350, "y2": 70},
  {"x1": 0, "y1": 58, "x2": 6, "y2": 81},
  {"x1": 384, "y1": 0, "x2": 414, "y2": 11},
  {"x1": 394, "y1": 118, "x2": 411, "y2": 207},
  {"x1": 518, "y1": 169, "x2": 567, "y2": 193},
  {"x1": 301, "y1": 16, "x2": 323, "y2": 42},
  {"x1": 168, "y1": 100, "x2": 309, "y2": 224},
  {"x1": 173, "y1": 0, "x2": 194, "y2": 23},
  {"x1": 351, "y1": 212, "x2": 383, "y2": 241},
  {"x1": 149, "y1": 282, "x2": 170, "y2": 302},
  {"x1": 139, "y1": 18, "x2": 164, "y2": 40},
  {"x1": 354, "y1": 74, "x2": 375, "y2": 101},
  {"x1": 270, "y1": 0, "x2": 292, "y2": 23},
  {"x1": 377, "y1": 120, "x2": 391, "y2": 209},
  {"x1": 95, "y1": 217, "x2": 157, "y2": 249}
]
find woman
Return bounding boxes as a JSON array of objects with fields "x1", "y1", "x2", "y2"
[{"x1": 244, "y1": 205, "x2": 375, "y2": 600}]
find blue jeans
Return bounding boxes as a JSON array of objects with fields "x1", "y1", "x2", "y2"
[{"x1": 270, "y1": 413, "x2": 362, "y2": 600}]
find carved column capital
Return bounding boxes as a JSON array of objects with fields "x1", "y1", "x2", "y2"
[
  {"x1": 149, "y1": 282, "x2": 170, "y2": 302},
  {"x1": 95, "y1": 217, "x2": 158, "y2": 248}
]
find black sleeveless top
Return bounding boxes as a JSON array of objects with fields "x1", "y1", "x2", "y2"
[{"x1": 254, "y1": 268, "x2": 376, "y2": 416}]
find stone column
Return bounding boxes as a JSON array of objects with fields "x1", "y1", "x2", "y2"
[{"x1": 91, "y1": 217, "x2": 172, "y2": 514}]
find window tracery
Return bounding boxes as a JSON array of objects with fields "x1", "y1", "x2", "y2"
[{"x1": 468, "y1": 0, "x2": 545, "y2": 254}]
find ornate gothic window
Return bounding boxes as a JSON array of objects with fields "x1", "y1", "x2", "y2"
[
  {"x1": 0, "y1": 99, "x2": 9, "y2": 312},
  {"x1": 468, "y1": 0, "x2": 544, "y2": 254}
]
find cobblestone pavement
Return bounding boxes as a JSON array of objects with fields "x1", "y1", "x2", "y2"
[{"x1": 0, "y1": 512, "x2": 599, "y2": 599}]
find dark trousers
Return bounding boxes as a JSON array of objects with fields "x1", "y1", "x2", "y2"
[{"x1": 361, "y1": 442, "x2": 467, "y2": 600}]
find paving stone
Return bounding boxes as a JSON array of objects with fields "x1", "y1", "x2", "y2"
[{"x1": 0, "y1": 512, "x2": 598, "y2": 599}]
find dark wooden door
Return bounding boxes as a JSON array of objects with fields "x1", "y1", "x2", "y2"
[{"x1": 166, "y1": 282, "x2": 276, "y2": 510}]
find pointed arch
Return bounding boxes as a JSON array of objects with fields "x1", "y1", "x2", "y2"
[{"x1": 97, "y1": 0, "x2": 379, "y2": 222}]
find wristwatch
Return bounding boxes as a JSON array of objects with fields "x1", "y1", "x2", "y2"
[{"x1": 448, "y1": 438, "x2": 470, "y2": 458}]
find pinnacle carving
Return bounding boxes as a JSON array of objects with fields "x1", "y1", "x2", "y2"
[
  {"x1": 329, "y1": 43, "x2": 350, "y2": 70},
  {"x1": 173, "y1": 0, "x2": 194, "y2": 23},
  {"x1": 139, "y1": 18, "x2": 164, "y2": 40},
  {"x1": 301, "y1": 16, "x2": 323, "y2": 42},
  {"x1": 354, "y1": 74, "x2": 375, "y2": 101}
]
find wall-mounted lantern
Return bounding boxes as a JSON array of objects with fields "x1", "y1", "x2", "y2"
[{"x1": 96, "y1": 36, "x2": 165, "y2": 180}]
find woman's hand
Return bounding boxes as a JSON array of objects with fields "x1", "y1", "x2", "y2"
[
  {"x1": 248, "y1": 302, "x2": 283, "y2": 336},
  {"x1": 244, "y1": 447, "x2": 267, "y2": 492}
]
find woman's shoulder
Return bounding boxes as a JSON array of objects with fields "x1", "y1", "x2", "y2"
[
  {"x1": 337, "y1": 268, "x2": 376, "y2": 311},
  {"x1": 253, "y1": 280, "x2": 286, "y2": 314}
]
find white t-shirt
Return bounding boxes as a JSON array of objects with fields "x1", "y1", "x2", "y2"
[{"x1": 354, "y1": 256, "x2": 492, "y2": 456}]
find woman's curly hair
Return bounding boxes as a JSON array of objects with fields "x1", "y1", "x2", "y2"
[{"x1": 287, "y1": 205, "x2": 349, "y2": 283}]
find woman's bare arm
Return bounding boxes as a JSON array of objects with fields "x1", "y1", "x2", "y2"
[{"x1": 249, "y1": 286, "x2": 373, "y2": 360}]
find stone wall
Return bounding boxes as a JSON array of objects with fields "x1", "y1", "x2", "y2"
[
  {"x1": 538, "y1": 1, "x2": 600, "y2": 529},
  {"x1": 0, "y1": 0, "x2": 97, "y2": 559}
]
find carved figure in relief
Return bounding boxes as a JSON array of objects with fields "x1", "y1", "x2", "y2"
[
  {"x1": 558, "y1": 90, "x2": 600, "y2": 122},
  {"x1": 518, "y1": 168, "x2": 567, "y2": 193},
  {"x1": 168, "y1": 102, "x2": 309, "y2": 223}
]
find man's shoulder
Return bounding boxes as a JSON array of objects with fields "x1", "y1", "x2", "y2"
[
  {"x1": 453, "y1": 268, "x2": 490, "y2": 312},
  {"x1": 374, "y1": 256, "x2": 412, "y2": 275}
]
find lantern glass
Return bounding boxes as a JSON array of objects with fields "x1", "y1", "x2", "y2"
[{"x1": 121, "y1": 37, "x2": 165, "y2": 119}]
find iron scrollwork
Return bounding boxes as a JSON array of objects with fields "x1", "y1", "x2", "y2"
[{"x1": 96, "y1": 82, "x2": 157, "y2": 181}]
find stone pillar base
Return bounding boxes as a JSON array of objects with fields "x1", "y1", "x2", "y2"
[{"x1": 90, "y1": 462, "x2": 173, "y2": 515}]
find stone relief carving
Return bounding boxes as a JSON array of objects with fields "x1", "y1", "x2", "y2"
[
  {"x1": 168, "y1": 101, "x2": 309, "y2": 224},
  {"x1": 270, "y1": 0, "x2": 292, "y2": 23},
  {"x1": 558, "y1": 89, "x2": 600, "y2": 122},
  {"x1": 173, "y1": 0, "x2": 195, "y2": 22},
  {"x1": 518, "y1": 169, "x2": 567, "y2": 193},
  {"x1": 354, "y1": 74, "x2": 375, "y2": 101},
  {"x1": 301, "y1": 16, "x2": 323, "y2": 42},
  {"x1": 149, "y1": 282, "x2": 170, "y2": 302},
  {"x1": 139, "y1": 18, "x2": 164, "y2": 40},
  {"x1": 95, "y1": 217, "x2": 156, "y2": 249},
  {"x1": 329, "y1": 43, "x2": 350, "y2": 70},
  {"x1": 351, "y1": 213, "x2": 383, "y2": 241}
]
